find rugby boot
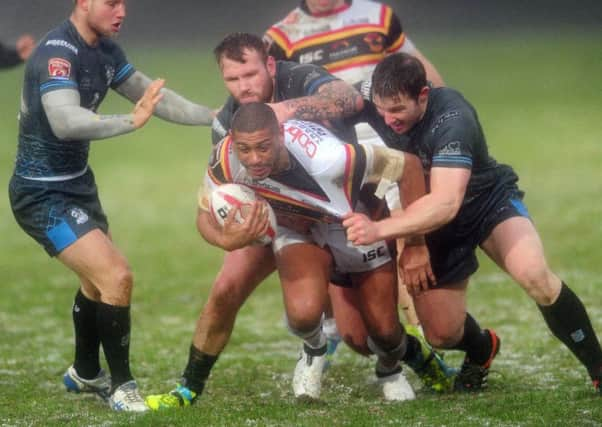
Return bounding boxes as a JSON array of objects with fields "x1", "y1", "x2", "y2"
[
  {"x1": 293, "y1": 343, "x2": 327, "y2": 400},
  {"x1": 454, "y1": 329, "x2": 500, "y2": 392},
  {"x1": 63, "y1": 365, "x2": 111, "y2": 402},
  {"x1": 404, "y1": 325, "x2": 457, "y2": 392},
  {"x1": 145, "y1": 384, "x2": 197, "y2": 410},
  {"x1": 108, "y1": 380, "x2": 148, "y2": 412},
  {"x1": 376, "y1": 365, "x2": 416, "y2": 401}
]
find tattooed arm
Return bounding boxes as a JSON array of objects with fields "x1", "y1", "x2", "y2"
[{"x1": 269, "y1": 79, "x2": 364, "y2": 124}]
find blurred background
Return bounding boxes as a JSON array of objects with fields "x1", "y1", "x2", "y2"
[{"x1": 1, "y1": 0, "x2": 601, "y2": 47}]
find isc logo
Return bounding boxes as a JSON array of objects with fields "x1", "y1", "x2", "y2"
[
  {"x1": 362, "y1": 246, "x2": 387, "y2": 262},
  {"x1": 299, "y1": 49, "x2": 324, "y2": 64}
]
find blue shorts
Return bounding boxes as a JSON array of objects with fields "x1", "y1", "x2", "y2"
[
  {"x1": 427, "y1": 182, "x2": 530, "y2": 287},
  {"x1": 9, "y1": 169, "x2": 109, "y2": 256}
]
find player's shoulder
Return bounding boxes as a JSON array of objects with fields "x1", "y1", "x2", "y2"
[
  {"x1": 427, "y1": 87, "x2": 480, "y2": 134},
  {"x1": 348, "y1": 0, "x2": 391, "y2": 19},
  {"x1": 35, "y1": 21, "x2": 81, "y2": 59},
  {"x1": 283, "y1": 120, "x2": 347, "y2": 172},
  {"x1": 269, "y1": 6, "x2": 305, "y2": 30},
  {"x1": 207, "y1": 135, "x2": 241, "y2": 183}
]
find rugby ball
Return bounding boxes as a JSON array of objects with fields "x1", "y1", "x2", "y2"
[{"x1": 210, "y1": 183, "x2": 277, "y2": 245}]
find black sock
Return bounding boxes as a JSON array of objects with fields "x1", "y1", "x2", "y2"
[
  {"x1": 72, "y1": 290, "x2": 101, "y2": 379},
  {"x1": 180, "y1": 345, "x2": 219, "y2": 397},
  {"x1": 453, "y1": 313, "x2": 493, "y2": 366},
  {"x1": 400, "y1": 334, "x2": 420, "y2": 363},
  {"x1": 97, "y1": 302, "x2": 133, "y2": 388},
  {"x1": 538, "y1": 282, "x2": 602, "y2": 379}
]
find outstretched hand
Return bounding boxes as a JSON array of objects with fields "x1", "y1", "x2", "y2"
[
  {"x1": 343, "y1": 212, "x2": 380, "y2": 246},
  {"x1": 132, "y1": 79, "x2": 165, "y2": 128},
  {"x1": 16, "y1": 34, "x2": 35, "y2": 61}
]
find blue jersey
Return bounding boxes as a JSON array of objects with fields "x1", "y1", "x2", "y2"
[{"x1": 15, "y1": 20, "x2": 135, "y2": 179}]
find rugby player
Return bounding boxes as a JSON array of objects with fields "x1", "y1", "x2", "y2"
[
  {"x1": 146, "y1": 103, "x2": 455, "y2": 406},
  {"x1": 343, "y1": 52, "x2": 602, "y2": 393},
  {"x1": 264, "y1": 0, "x2": 446, "y2": 333},
  {"x1": 144, "y1": 32, "x2": 361, "y2": 408},
  {"x1": 9, "y1": 0, "x2": 214, "y2": 412}
]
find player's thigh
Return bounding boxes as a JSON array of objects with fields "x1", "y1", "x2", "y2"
[
  {"x1": 276, "y1": 242, "x2": 331, "y2": 322},
  {"x1": 58, "y1": 229, "x2": 131, "y2": 295},
  {"x1": 413, "y1": 282, "x2": 468, "y2": 347},
  {"x1": 213, "y1": 245, "x2": 275, "y2": 301},
  {"x1": 481, "y1": 216, "x2": 559, "y2": 301}
]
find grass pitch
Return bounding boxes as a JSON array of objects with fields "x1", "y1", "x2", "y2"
[{"x1": 0, "y1": 32, "x2": 601, "y2": 426}]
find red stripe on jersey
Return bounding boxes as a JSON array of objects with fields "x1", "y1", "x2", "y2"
[
  {"x1": 221, "y1": 136, "x2": 233, "y2": 182},
  {"x1": 343, "y1": 144, "x2": 356, "y2": 207}
]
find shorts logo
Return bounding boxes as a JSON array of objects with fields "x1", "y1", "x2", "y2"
[
  {"x1": 48, "y1": 58, "x2": 71, "y2": 78},
  {"x1": 70, "y1": 207, "x2": 89, "y2": 225},
  {"x1": 362, "y1": 246, "x2": 387, "y2": 262}
]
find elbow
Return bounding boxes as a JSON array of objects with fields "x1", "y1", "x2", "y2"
[
  {"x1": 439, "y1": 197, "x2": 463, "y2": 225},
  {"x1": 353, "y1": 92, "x2": 365, "y2": 114},
  {"x1": 49, "y1": 122, "x2": 75, "y2": 141}
]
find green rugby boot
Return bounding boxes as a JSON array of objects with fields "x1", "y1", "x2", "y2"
[
  {"x1": 404, "y1": 325, "x2": 457, "y2": 392},
  {"x1": 145, "y1": 384, "x2": 197, "y2": 410}
]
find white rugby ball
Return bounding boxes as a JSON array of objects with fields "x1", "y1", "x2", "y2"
[{"x1": 210, "y1": 183, "x2": 277, "y2": 245}]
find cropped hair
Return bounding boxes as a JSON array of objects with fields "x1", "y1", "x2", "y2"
[
  {"x1": 371, "y1": 53, "x2": 427, "y2": 101},
  {"x1": 231, "y1": 102, "x2": 279, "y2": 135},
  {"x1": 214, "y1": 32, "x2": 268, "y2": 66}
]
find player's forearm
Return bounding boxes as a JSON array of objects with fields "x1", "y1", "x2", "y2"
[
  {"x1": 376, "y1": 193, "x2": 458, "y2": 240},
  {"x1": 280, "y1": 80, "x2": 364, "y2": 122},
  {"x1": 116, "y1": 71, "x2": 214, "y2": 126},
  {"x1": 42, "y1": 90, "x2": 136, "y2": 141},
  {"x1": 197, "y1": 209, "x2": 228, "y2": 249}
]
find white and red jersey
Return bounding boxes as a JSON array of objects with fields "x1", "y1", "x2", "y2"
[
  {"x1": 203, "y1": 120, "x2": 372, "y2": 224},
  {"x1": 265, "y1": 0, "x2": 408, "y2": 85}
]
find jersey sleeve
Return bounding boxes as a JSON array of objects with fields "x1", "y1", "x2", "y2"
[
  {"x1": 211, "y1": 98, "x2": 235, "y2": 144},
  {"x1": 107, "y1": 41, "x2": 135, "y2": 89},
  {"x1": 264, "y1": 31, "x2": 289, "y2": 60},
  {"x1": 430, "y1": 111, "x2": 478, "y2": 170},
  {"x1": 199, "y1": 136, "x2": 234, "y2": 210},
  {"x1": 384, "y1": 9, "x2": 407, "y2": 54},
  {"x1": 276, "y1": 61, "x2": 340, "y2": 98},
  {"x1": 37, "y1": 42, "x2": 80, "y2": 96}
]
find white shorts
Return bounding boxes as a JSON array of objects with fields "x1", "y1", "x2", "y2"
[{"x1": 273, "y1": 222, "x2": 392, "y2": 274}]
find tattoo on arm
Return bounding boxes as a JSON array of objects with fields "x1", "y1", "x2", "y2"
[{"x1": 285, "y1": 81, "x2": 363, "y2": 121}]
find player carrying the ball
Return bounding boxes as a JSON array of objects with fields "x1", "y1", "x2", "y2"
[{"x1": 146, "y1": 102, "x2": 456, "y2": 407}]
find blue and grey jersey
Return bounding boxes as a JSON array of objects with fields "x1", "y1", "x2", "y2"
[
  {"x1": 16, "y1": 20, "x2": 135, "y2": 179},
  {"x1": 362, "y1": 87, "x2": 519, "y2": 201}
]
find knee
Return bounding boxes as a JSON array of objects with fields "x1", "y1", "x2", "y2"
[
  {"x1": 286, "y1": 302, "x2": 323, "y2": 333},
  {"x1": 423, "y1": 325, "x2": 462, "y2": 349},
  {"x1": 368, "y1": 323, "x2": 401, "y2": 349},
  {"x1": 208, "y1": 275, "x2": 248, "y2": 313},
  {"x1": 101, "y1": 263, "x2": 133, "y2": 306},
  {"x1": 515, "y1": 266, "x2": 560, "y2": 305}
]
